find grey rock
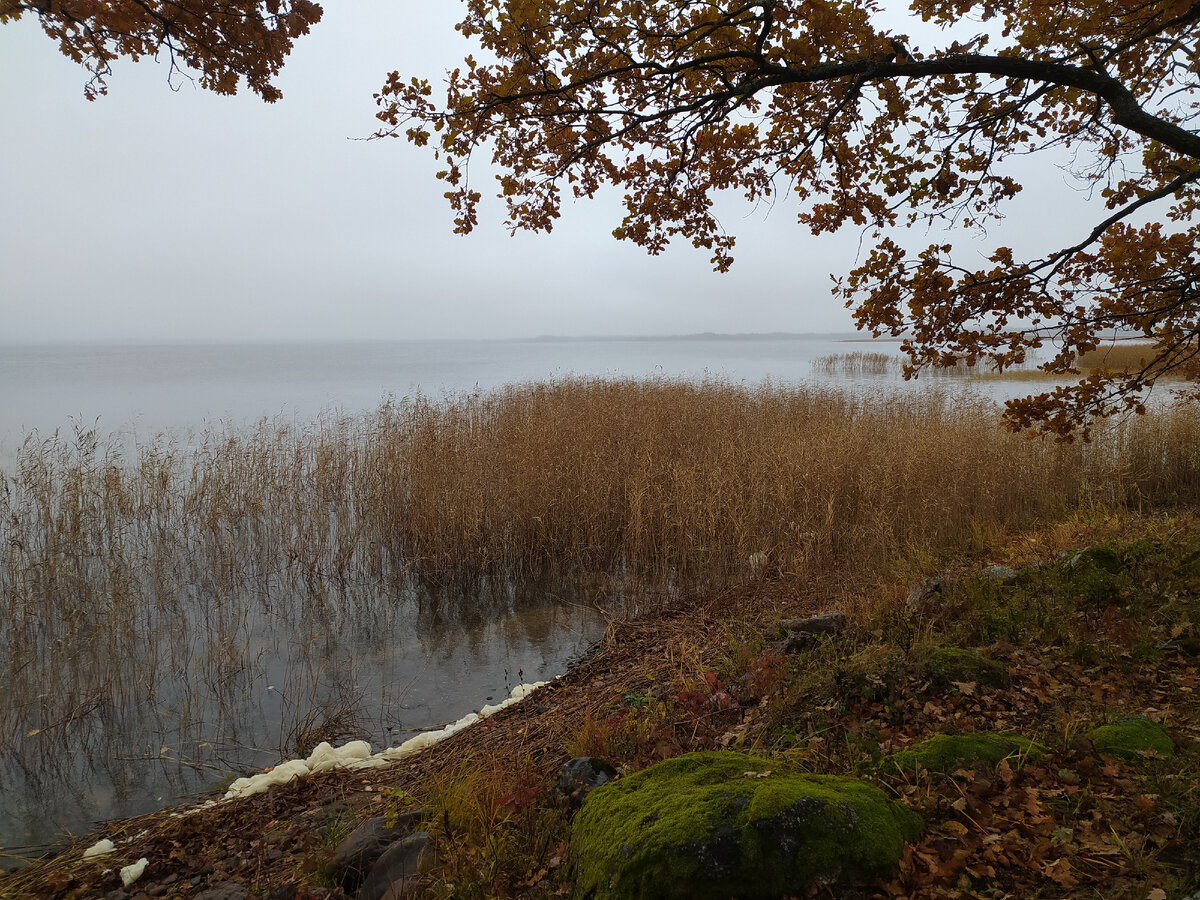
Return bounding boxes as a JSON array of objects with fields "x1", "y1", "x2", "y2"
[
  {"x1": 331, "y1": 812, "x2": 423, "y2": 892},
  {"x1": 905, "y1": 576, "x2": 945, "y2": 614},
  {"x1": 982, "y1": 565, "x2": 1019, "y2": 583},
  {"x1": 776, "y1": 610, "x2": 847, "y2": 635},
  {"x1": 769, "y1": 611, "x2": 847, "y2": 654},
  {"x1": 555, "y1": 756, "x2": 618, "y2": 807},
  {"x1": 357, "y1": 832, "x2": 433, "y2": 900}
]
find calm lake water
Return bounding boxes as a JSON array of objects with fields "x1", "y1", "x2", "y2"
[
  {"x1": 0, "y1": 335, "x2": 901, "y2": 457},
  {"x1": 0, "y1": 336, "x2": 990, "y2": 857}
]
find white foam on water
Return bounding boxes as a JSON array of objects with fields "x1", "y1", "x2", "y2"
[
  {"x1": 221, "y1": 681, "x2": 547, "y2": 800},
  {"x1": 98, "y1": 680, "x2": 551, "y2": 853}
]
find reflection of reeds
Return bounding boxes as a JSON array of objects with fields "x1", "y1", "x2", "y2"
[{"x1": 2, "y1": 379, "x2": 1200, "y2": 839}]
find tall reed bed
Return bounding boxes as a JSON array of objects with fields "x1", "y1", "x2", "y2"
[
  {"x1": 811, "y1": 351, "x2": 897, "y2": 376},
  {"x1": 2, "y1": 377, "x2": 1199, "y2": 846},
  {"x1": 363, "y1": 379, "x2": 1200, "y2": 583},
  {"x1": 5, "y1": 379, "x2": 1200, "y2": 610},
  {"x1": 812, "y1": 351, "x2": 1006, "y2": 378},
  {"x1": 2, "y1": 380, "x2": 1199, "y2": 790}
]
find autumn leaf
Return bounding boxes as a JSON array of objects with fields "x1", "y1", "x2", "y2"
[
  {"x1": 1042, "y1": 857, "x2": 1079, "y2": 887},
  {"x1": 14, "y1": 1, "x2": 322, "y2": 101}
]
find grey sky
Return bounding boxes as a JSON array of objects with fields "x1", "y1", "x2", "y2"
[{"x1": 1, "y1": 3, "x2": 1092, "y2": 343}]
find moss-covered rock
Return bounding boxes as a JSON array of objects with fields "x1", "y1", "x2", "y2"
[
  {"x1": 570, "y1": 751, "x2": 922, "y2": 900},
  {"x1": 1087, "y1": 717, "x2": 1174, "y2": 761},
  {"x1": 924, "y1": 647, "x2": 1009, "y2": 688},
  {"x1": 883, "y1": 733, "x2": 1044, "y2": 774},
  {"x1": 1060, "y1": 546, "x2": 1125, "y2": 604},
  {"x1": 1064, "y1": 546, "x2": 1124, "y2": 575}
]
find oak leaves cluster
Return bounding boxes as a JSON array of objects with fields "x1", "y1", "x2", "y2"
[
  {"x1": 3, "y1": 0, "x2": 322, "y2": 101},
  {"x1": 11, "y1": 0, "x2": 1200, "y2": 434},
  {"x1": 376, "y1": 0, "x2": 1200, "y2": 434}
]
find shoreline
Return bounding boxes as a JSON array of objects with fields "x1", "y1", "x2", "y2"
[{"x1": 5, "y1": 508, "x2": 1200, "y2": 898}]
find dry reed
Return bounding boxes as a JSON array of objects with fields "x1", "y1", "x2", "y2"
[
  {"x1": 811, "y1": 351, "x2": 896, "y2": 376},
  {"x1": 1075, "y1": 342, "x2": 1163, "y2": 374},
  {"x1": 5, "y1": 380, "x2": 1200, "y2": 608},
  {"x1": 2, "y1": 379, "x2": 1199, "y2": 830},
  {"x1": 812, "y1": 351, "x2": 1006, "y2": 378}
]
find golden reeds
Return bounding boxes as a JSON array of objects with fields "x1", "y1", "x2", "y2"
[
  {"x1": 4, "y1": 380, "x2": 1199, "y2": 605},
  {"x1": 811, "y1": 351, "x2": 897, "y2": 376},
  {"x1": 1, "y1": 379, "x2": 1198, "y2": 808}
]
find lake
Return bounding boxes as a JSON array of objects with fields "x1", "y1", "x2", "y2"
[{"x1": 0, "y1": 335, "x2": 1002, "y2": 857}]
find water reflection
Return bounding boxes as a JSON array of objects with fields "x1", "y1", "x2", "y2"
[{"x1": 0, "y1": 566, "x2": 605, "y2": 854}]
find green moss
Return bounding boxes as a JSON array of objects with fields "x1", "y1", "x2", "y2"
[
  {"x1": 883, "y1": 733, "x2": 1044, "y2": 774},
  {"x1": 1087, "y1": 717, "x2": 1175, "y2": 761},
  {"x1": 1060, "y1": 546, "x2": 1126, "y2": 604},
  {"x1": 924, "y1": 647, "x2": 1009, "y2": 688},
  {"x1": 571, "y1": 751, "x2": 922, "y2": 900},
  {"x1": 1065, "y1": 546, "x2": 1124, "y2": 575}
]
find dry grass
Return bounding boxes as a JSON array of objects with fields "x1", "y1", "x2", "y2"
[
  {"x1": 1, "y1": 378, "x2": 1199, "y2": 831},
  {"x1": 5, "y1": 379, "x2": 1200, "y2": 608}
]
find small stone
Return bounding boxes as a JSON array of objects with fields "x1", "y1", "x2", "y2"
[
  {"x1": 981, "y1": 565, "x2": 1019, "y2": 583},
  {"x1": 84, "y1": 838, "x2": 117, "y2": 859},
  {"x1": 1087, "y1": 716, "x2": 1174, "y2": 761},
  {"x1": 925, "y1": 647, "x2": 1009, "y2": 688},
  {"x1": 121, "y1": 858, "x2": 149, "y2": 888},
  {"x1": 357, "y1": 832, "x2": 433, "y2": 900},
  {"x1": 555, "y1": 757, "x2": 619, "y2": 807},
  {"x1": 1064, "y1": 546, "x2": 1123, "y2": 574},
  {"x1": 768, "y1": 611, "x2": 848, "y2": 654},
  {"x1": 776, "y1": 611, "x2": 847, "y2": 636},
  {"x1": 330, "y1": 812, "x2": 424, "y2": 892},
  {"x1": 1174, "y1": 635, "x2": 1200, "y2": 657},
  {"x1": 883, "y1": 732, "x2": 1044, "y2": 774},
  {"x1": 905, "y1": 577, "x2": 945, "y2": 614}
]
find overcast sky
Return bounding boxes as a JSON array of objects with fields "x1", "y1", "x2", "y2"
[{"x1": 0, "y1": 3, "x2": 1093, "y2": 343}]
